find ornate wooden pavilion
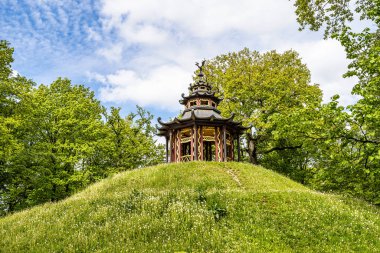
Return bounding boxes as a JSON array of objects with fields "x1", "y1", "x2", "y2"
[{"x1": 157, "y1": 61, "x2": 247, "y2": 162}]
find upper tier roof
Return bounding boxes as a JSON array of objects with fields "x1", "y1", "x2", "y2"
[
  {"x1": 180, "y1": 60, "x2": 223, "y2": 105},
  {"x1": 179, "y1": 91, "x2": 223, "y2": 105},
  {"x1": 157, "y1": 60, "x2": 248, "y2": 136}
]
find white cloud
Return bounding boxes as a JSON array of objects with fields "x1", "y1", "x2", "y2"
[
  {"x1": 3, "y1": 0, "x2": 359, "y2": 114},
  {"x1": 94, "y1": 0, "x2": 358, "y2": 109},
  {"x1": 97, "y1": 65, "x2": 191, "y2": 111},
  {"x1": 100, "y1": 0, "x2": 296, "y2": 41},
  {"x1": 279, "y1": 39, "x2": 357, "y2": 105},
  {"x1": 97, "y1": 43, "x2": 124, "y2": 62},
  {"x1": 86, "y1": 27, "x2": 102, "y2": 42},
  {"x1": 87, "y1": 71, "x2": 107, "y2": 83}
]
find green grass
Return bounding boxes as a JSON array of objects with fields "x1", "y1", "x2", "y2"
[{"x1": 1, "y1": 162, "x2": 379, "y2": 252}]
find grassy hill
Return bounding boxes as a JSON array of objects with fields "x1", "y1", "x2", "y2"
[{"x1": 1, "y1": 162, "x2": 379, "y2": 252}]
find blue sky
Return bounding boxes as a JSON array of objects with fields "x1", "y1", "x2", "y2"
[{"x1": 1, "y1": 0, "x2": 358, "y2": 123}]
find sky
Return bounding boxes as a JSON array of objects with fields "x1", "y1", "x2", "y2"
[{"x1": 1, "y1": 0, "x2": 359, "y2": 121}]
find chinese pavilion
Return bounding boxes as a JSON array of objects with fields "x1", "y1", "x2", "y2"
[{"x1": 157, "y1": 61, "x2": 247, "y2": 163}]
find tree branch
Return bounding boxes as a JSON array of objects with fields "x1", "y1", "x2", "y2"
[
  {"x1": 263, "y1": 144, "x2": 303, "y2": 154},
  {"x1": 344, "y1": 136, "x2": 380, "y2": 145}
]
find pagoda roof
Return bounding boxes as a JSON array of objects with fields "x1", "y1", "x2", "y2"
[
  {"x1": 156, "y1": 60, "x2": 248, "y2": 137},
  {"x1": 157, "y1": 108, "x2": 248, "y2": 136},
  {"x1": 179, "y1": 91, "x2": 223, "y2": 105}
]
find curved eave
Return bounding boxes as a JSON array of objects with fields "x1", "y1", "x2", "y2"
[
  {"x1": 156, "y1": 112, "x2": 248, "y2": 136},
  {"x1": 179, "y1": 92, "x2": 223, "y2": 105}
]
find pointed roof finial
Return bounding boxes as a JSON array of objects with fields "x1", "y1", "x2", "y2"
[{"x1": 195, "y1": 59, "x2": 206, "y2": 77}]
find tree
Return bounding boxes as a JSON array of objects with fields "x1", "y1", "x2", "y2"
[
  {"x1": 0, "y1": 78, "x2": 107, "y2": 213},
  {"x1": 0, "y1": 40, "x2": 17, "y2": 170},
  {"x1": 0, "y1": 41, "x2": 35, "y2": 214},
  {"x1": 131, "y1": 105, "x2": 165, "y2": 167},
  {"x1": 204, "y1": 48, "x2": 322, "y2": 178},
  {"x1": 99, "y1": 106, "x2": 164, "y2": 173},
  {"x1": 0, "y1": 40, "x2": 13, "y2": 81},
  {"x1": 293, "y1": 0, "x2": 379, "y2": 150},
  {"x1": 19, "y1": 78, "x2": 105, "y2": 203},
  {"x1": 0, "y1": 41, "x2": 165, "y2": 215},
  {"x1": 294, "y1": 0, "x2": 380, "y2": 204}
]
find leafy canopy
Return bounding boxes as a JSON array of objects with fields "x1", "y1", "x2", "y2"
[
  {"x1": 204, "y1": 48, "x2": 322, "y2": 171},
  {"x1": 293, "y1": 0, "x2": 380, "y2": 204},
  {"x1": 0, "y1": 41, "x2": 164, "y2": 215}
]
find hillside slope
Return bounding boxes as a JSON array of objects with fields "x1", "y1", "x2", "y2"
[{"x1": 1, "y1": 162, "x2": 379, "y2": 252}]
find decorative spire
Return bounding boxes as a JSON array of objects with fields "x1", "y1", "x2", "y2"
[
  {"x1": 195, "y1": 60, "x2": 206, "y2": 78},
  {"x1": 189, "y1": 60, "x2": 212, "y2": 94}
]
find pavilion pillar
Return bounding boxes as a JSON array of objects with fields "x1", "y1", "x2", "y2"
[
  {"x1": 165, "y1": 136, "x2": 169, "y2": 163},
  {"x1": 214, "y1": 127, "x2": 219, "y2": 161},
  {"x1": 199, "y1": 126, "x2": 203, "y2": 160},
  {"x1": 231, "y1": 133, "x2": 234, "y2": 161},
  {"x1": 223, "y1": 125, "x2": 227, "y2": 162},
  {"x1": 190, "y1": 127, "x2": 194, "y2": 161},
  {"x1": 176, "y1": 130, "x2": 181, "y2": 162},
  {"x1": 194, "y1": 124, "x2": 198, "y2": 160},
  {"x1": 237, "y1": 134, "x2": 241, "y2": 162},
  {"x1": 169, "y1": 130, "x2": 173, "y2": 162}
]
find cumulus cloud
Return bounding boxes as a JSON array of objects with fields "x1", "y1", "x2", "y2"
[
  {"x1": 97, "y1": 65, "x2": 191, "y2": 111},
  {"x1": 100, "y1": 0, "x2": 296, "y2": 40},
  {"x1": 1, "y1": 0, "x2": 359, "y2": 114},
  {"x1": 97, "y1": 43, "x2": 124, "y2": 63},
  {"x1": 94, "y1": 0, "x2": 357, "y2": 108},
  {"x1": 279, "y1": 39, "x2": 358, "y2": 105}
]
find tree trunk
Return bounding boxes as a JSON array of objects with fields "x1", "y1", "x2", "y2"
[{"x1": 247, "y1": 134, "x2": 259, "y2": 165}]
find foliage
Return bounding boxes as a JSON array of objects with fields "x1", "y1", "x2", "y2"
[
  {"x1": 293, "y1": 0, "x2": 380, "y2": 203},
  {"x1": 204, "y1": 43, "x2": 379, "y2": 203},
  {"x1": 0, "y1": 162, "x2": 379, "y2": 252},
  {"x1": 21, "y1": 78, "x2": 105, "y2": 202},
  {"x1": 0, "y1": 41, "x2": 164, "y2": 215},
  {"x1": 97, "y1": 106, "x2": 165, "y2": 173},
  {"x1": 0, "y1": 40, "x2": 13, "y2": 81},
  {"x1": 0, "y1": 41, "x2": 35, "y2": 213},
  {"x1": 204, "y1": 48, "x2": 322, "y2": 177}
]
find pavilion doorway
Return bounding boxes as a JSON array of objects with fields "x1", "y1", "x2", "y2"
[
  {"x1": 180, "y1": 128, "x2": 192, "y2": 162},
  {"x1": 203, "y1": 141, "x2": 215, "y2": 161},
  {"x1": 202, "y1": 127, "x2": 216, "y2": 161}
]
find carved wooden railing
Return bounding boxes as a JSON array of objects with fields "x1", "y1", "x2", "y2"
[
  {"x1": 181, "y1": 155, "x2": 191, "y2": 162},
  {"x1": 203, "y1": 136, "x2": 214, "y2": 142},
  {"x1": 181, "y1": 137, "x2": 191, "y2": 143}
]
